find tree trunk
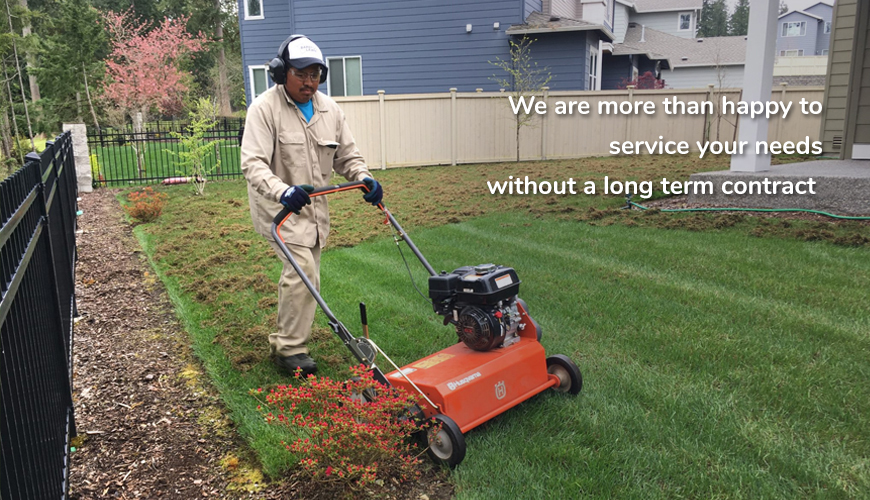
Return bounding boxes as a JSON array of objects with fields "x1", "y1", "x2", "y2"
[
  {"x1": 2, "y1": 60, "x2": 24, "y2": 162},
  {"x1": 133, "y1": 111, "x2": 146, "y2": 177},
  {"x1": 0, "y1": 108, "x2": 12, "y2": 160},
  {"x1": 5, "y1": 0, "x2": 35, "y2": 152},
  {"x1": 515, "y1": 114, "x2": 520, "y2": 162},
  {"x1": 83, "y1": 63, "x2": 99, "y2": 127},
  {"x1": 215, "y1": 0, "x2": 231, "y2": 116},
  {"x1": 19, "y1": 0, "x2": 40, "y2": 101}
]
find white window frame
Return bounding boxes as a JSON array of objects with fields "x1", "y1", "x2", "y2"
[
  {"x1": 248, "y1": 65, "x2": 271, "y2": 100},
  {"x1": 678, "y1": 12, "x2": 692, "y2": 31},
  {"x1": 781, "y1": 21, "x2": 806, "y2": 37},
  {"x1": 325, "y1": 56, "x2": 363, "y2": 97},
  {"x1": 588, "y1": 46, "x2": 599, "y2": 90},
  {"x1": 244, "y1": 0, "x2": 264, "y2": 21},
  {"x1": 779, "y1": 49, "x2": 804, "y2": 56},
  {"x1": 824, "y1": 21, "x2": 831, "y2": 34}
]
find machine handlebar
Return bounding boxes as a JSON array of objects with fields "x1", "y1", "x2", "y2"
[{"x1": 272, "y1": 180, "x2": 379, "y2": 226}]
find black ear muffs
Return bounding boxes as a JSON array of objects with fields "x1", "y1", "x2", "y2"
[{"x1": 268, "y1": 34, "x2": 328, "y2": 85}]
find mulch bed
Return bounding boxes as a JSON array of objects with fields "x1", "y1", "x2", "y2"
[{"x1": 68, "y1": 189, "x2": 453, "y2": 499}]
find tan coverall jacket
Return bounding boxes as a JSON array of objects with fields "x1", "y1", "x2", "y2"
[{"x1": 241, "y1": 85, "x2": 372, "y2": 247}]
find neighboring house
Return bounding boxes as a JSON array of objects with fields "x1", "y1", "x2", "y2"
[
  {"x1": 819, "y1": 0, "x2": 869, "y2": 158},
  {"x1": 504, "y1": 7, "x2": 615, "y2": 93},
  {"x1": 237, "y1": 0, "x2": 616, "y2": 104},
  {"x1": 602, "y1": 25, "x2": 746, "y2": 89},
  {"x1": 602, "y1": 0, "x2": 743, "y2": 89},
  {"x1": 776, "y1": 2, "x2": 833, "y2": 57},
  {"x1": 236, "y1": 0, "x2": 828, "y2": 104},
  {"x1": 614, "y1": 0, "x2": 702, "y2": 43}
]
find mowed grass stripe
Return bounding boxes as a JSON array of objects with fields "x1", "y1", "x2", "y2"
[
  {"x1": 449, "y1": 220, "x2": 869, "y2": 339},
  {"x1": 312, "y1": 213, "x2": 869, "y2": 498}
]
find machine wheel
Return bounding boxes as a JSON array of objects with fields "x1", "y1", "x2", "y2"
[
  {"x1": 516, "y1": 298, "x2": 543, "y2": 341},
  {"x1": 425, "y1": 414, "x2": 466, "y2": 468},
  {"x1": 546, "y1": 355, "x2": 583, "y2": 395}
]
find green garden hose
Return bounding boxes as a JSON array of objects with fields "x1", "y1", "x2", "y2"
[{"x1": 624, "y1": 199, "x2": 870, "y2": 221}]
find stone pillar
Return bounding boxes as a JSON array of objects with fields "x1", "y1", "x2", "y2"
[
  {"x1": 730, "y1": 0, "x2": 778, "y2": 172},
  {"x1": 63, "y1": 123, "x2": 93, "y2": 193}
]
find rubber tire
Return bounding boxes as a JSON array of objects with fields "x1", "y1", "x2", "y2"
[
  {"x1": 426, "y1": 414, "x2": 466, "y2": 468},
  {"x1": 546, "y1": 354, "x2": 583, "y2": 395},
  {"x1": 516, "y1": 298, "x2": 543, "y2": 341}
]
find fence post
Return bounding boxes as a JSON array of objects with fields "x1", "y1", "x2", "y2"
[
  {"x1": 705, "y1": 84, "x2": 715, "y2": 144},
  {"x1": 378, "y1": 90, "x2": 386, "y2": 170},
  {"x1": 626, "y1": 85, "x2": 635, "y2": 143},
  {"x1": 541, "y1": 86, "x2": 549, "y2": 161},
  {"x1": 776, "y1": 82, "x2": 788, "y2": 143},
  {"x1": 450, "y1": 88, "x2": 457, "y2": 166},
  {"x1": 63, "y1": 123, "x2": 93, "y2": 193}
]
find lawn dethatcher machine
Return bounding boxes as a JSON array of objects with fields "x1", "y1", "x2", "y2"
[{"x1": 271, "y1": 180, "x2": 583, "y2": 467}]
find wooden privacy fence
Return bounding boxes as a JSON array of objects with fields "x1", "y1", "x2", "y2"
[{"x1": 335, "y1": 86, "x2": 825, "y2": 168}]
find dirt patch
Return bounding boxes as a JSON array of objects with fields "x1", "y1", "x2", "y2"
[{"x1": 69, "y1": 189, "x2": 453, "y2": 499}]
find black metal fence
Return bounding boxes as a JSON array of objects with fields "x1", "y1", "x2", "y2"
[
  {"x1": 87, "y1": 118, "x2": 245, "y2": 187},
  {"x1": 1, "y1": 131, "x2": 78, "y2": 500}
]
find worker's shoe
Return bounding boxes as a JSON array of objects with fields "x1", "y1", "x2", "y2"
[{"x1": 273, "y1": 353, "x2": 317, "y2": 376}]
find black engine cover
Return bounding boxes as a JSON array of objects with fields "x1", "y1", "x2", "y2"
[{"x1": 429, "y1": 264, "x2": 520, "y2": 306}]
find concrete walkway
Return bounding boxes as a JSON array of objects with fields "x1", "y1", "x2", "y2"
[{"x1": 688, "y1": 159, "x2": 870, "y2": 215}]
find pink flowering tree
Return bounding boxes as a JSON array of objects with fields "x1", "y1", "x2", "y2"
[{"x1": 101, "y1": 8, "x2": 204, "y2": 176}]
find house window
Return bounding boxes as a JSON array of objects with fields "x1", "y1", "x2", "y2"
[
  {"x1": 779, "y1": 49, "x2": 804, "y2": 56},
  {"x1": 244, "y1": 0, "x2": 263, "y2": 20},
  {"x1": 781, "y1": 21, "x2": 806, "y2": 37},
  {"x1": 326, "y1": 56, "x2": 362, "y2": 97},
  {"x1": 825, "y1": 22, "x2": 831, "y2": 34},
  {"x1": 249, "y1": 66, "x2": 270, "y2": 100},
  {"x1": 821, "y1": 49, "x2": 829, "y2": 55},
  {"x1": 678, "y1": 13, "x2": 692, "y2": 31}
]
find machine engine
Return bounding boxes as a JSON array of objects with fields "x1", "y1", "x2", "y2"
[{"x1": 428, "y1": 264, "x2": 523, "y2": 351}]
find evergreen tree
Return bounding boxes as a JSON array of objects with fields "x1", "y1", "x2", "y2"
[
  {"x1": 32, "y1": 0, "x2": 107, "y2": 128},
  {"x1": 697, "y1": 0, "x2": 730, "y2": 37},
  {"x1": 728, "y1": 0, "x2": 750, "y2": 36}
]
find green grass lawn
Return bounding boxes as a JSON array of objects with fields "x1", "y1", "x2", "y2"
[
  {"x1": 130, "y1": 155, "x2": 870, "y2": 498},
  {"x1": 91, "y1": 139, "x2": 241, "y2": 185}
]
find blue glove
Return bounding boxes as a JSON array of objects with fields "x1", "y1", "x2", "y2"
[
  {"x1": 280, "y1": 184, "x2": 314, "y2": 215},
  {"x1": 362, "y1": 177, "x2": 383, "y2": 206}
]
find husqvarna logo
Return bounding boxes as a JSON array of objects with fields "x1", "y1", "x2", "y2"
[
  {"x1": 447, "y1": 372, "x2": 481, "y2": 391},
  {"x1": 495, "y1": 381, "x2": 506, "y2": 400}
]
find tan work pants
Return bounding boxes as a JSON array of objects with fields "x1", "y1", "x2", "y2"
[{"x1": 267, "y1": 239, "x2": 322, "y2": 357}]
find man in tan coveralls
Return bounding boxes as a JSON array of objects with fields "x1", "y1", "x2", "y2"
[{"x1": 240, "y1": 35, "x2": 382, "y2": 375}]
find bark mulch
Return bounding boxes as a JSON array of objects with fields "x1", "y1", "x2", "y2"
[{"x1": 68, "y1": 189, "x2": 453, "y2": 499}]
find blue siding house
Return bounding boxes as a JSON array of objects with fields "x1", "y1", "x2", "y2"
[
  {"x1": 776, "y1": 2, "x2": 833, "y2": 57},
  {"x1": 238, "y1": 0, "x2": 614, "y2": 104}
]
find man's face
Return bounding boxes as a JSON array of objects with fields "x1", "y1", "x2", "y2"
[{"x1": 284, "y1": 64, "x2": 321, "y2": 103}]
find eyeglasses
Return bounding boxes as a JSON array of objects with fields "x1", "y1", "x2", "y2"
[{"x1": 289, "y1": 68, "x2": 322, "y2": 83}]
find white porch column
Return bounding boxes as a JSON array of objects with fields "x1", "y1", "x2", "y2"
[{"x1": 730, "y1": 0, "x2": 778, "y2": 172}]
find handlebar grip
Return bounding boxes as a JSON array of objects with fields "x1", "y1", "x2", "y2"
[{"x1": 273, "y1": 206, "x2": 293, "y2": 227}]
